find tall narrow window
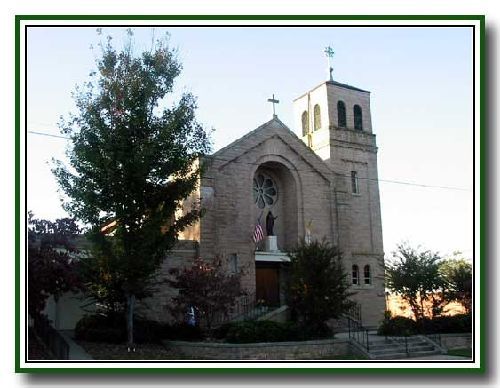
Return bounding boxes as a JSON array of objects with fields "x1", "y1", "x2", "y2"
[
  {"x1": 313, "y1": 104, "x2": 321, "y2": 131},
  {"x1": 352, "y1": 265, "x2": 359, "y2": 285},
  {"x1": 364, "y1": 265, "x2": 371, "y2": 285},
  {"x1": 354, "y1": 104, "x2": 363, "y2": 130},
  {"x1": 301, "y1": 111, "x2": 309, "y2": 137},
  {"x1": 351, "y1": 171, "x2": 359, "y2": 194},
  {"x1": 230, "y1": 253, "x2": 238, "y2": 274},
  {"x1": 337, "y1": 101, "x2": 346, "y2": 128}
]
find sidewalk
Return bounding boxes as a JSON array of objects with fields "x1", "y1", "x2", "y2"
[
  {"x1": 406, "y1": 354, "x2": 471, "y2": 360},
  {"x1": 59, "y1": 330, "x2": 93, "y2": 360}
]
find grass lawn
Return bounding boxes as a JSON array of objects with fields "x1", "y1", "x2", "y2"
[
  {"x1": 447, "y1": 348, "x2": 472, "y2": 358},
  {"x1": 78, "y1": 341, "x2": 190, "y2": 360}
]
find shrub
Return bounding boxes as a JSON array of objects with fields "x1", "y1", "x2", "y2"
[
  {"x1": 75, "y1": 314, "x2": 195, "y2": 344},
  {"x1": 420, "y1": 314, "x2": 471, "y2": 334},
  {"x1": 225, "y1": 321, "x2": 259, "y2": 343},
  {"x1": 75, "y1": 314, "x2": 125, "y2": 343},
  {"x1": 133, "y1": 319, "x2": 167, "y2": 343},
  {"x1": 377, "y1": 314, "x2": 472, "y2": 336},
  {"x1": 168, "y1": 257, "x2": 244, "y2": 331},
  {"x1": 288, "y1": 241, "x2": 353, "y2": 332},
  {"x1": 222, "y1": 320, "x2": 332, "y2": 343},
  {"x1": 377, "y1": 316, "x2": 418, "y2": 336},
  {"x1": 212, "y1": 322, "x2": 233, "y2": 340},
  {"x1": 162, "y1": 323, "x2": 205, "y2": 341}
]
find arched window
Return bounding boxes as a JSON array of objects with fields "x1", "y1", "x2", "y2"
[
  {"x1": 313, "y1": 104, "x2": 321, "y2": 131},
  {"x1": 354, "y1": 105, "x2": 363, "y2": 131},
  {"x1": 364, "y1": 265, "x2": 371, "y2": 285},
  {"x1": 352, "y1": 265, "x2": 359, "y2": 285},
  {"x1": 337, "y1": 101, "x2": 346, "y2": 128},
  {"x1": 301, "y1": 111, "x2": 309, "y2": 137}
]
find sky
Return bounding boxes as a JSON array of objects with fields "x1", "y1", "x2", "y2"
[{"x1": 26, "y1": 25, "x2": 474, "y2": 260}]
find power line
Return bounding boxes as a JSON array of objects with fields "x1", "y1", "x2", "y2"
[
  {"x1": 27, "y1": 129, "x2": 472, "y2": 192},
  {"x1": 28, "y1": 130, "x2": 69, "y2": 140}
]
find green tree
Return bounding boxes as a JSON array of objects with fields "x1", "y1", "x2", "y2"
[
  {"x1": 287, "y1": 240, "x2": 353, "y2": 333},
  {"x1": 386, "y1": 244, "x2": 446, "y2": 320},
  {"x1": 439, "y1": 254, "x2": 473, "y2": 314},
  {"x1": 53, "y1": 31, "x2": 211, "y2": 347}
]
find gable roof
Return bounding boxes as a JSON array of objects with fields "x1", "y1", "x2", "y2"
[{"x1": 210, "y1": 116, "x2": 333, "y2": 183}]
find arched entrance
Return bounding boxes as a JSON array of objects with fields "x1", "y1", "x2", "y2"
[{"x1": 251, "y1": 160, "x2": 299, "y2": 306}]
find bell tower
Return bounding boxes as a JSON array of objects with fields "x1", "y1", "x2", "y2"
[{"x1": 293, "y1": 65, "x2": 385, "y2": 327}]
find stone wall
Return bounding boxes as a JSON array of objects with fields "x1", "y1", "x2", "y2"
[
  {"x1": 136, "y1": 240, "x2": 199, "y2": 323},
  {"x1": 164, "y1": 338, "x2": 354, "y2": 360},
  {"x1": 440, "y1": 334, "x2": 472, "y2": 350}
]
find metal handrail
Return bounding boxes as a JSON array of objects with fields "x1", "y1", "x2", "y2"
[
  {"x1": 423, "y1": 332, "x2": 442, "y2": 347},
  {"x1": 347, "y1": 316, "x2": 370, "y2": 353},
  {"x1": 383, "y1": 332, "x2": 411, "y2": 357},
  {"x1": 345, "y1": 302, "x2": 362, "y2": 323},
  {"x1": 211, "y1": 292, "x2": 270, "y2": 327}
]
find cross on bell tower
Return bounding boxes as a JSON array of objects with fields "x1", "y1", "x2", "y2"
[
  {"x1": 267, "y1": 94, "x2": 280, "y2": 117},
  {"x1": 324, "y1": 46, "x2": 335, "y2": 81}
]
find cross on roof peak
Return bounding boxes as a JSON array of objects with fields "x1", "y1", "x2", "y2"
[
  {"x1": 267, "y1": 94, "x2": 280, "y2": 117},
  {"x1": 324, "y1": 46, "x2": 335, "y2": 81}
]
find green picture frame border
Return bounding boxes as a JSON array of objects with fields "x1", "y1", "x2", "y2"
[{"x1": 14, "y1": 14, "x2": 486, "y2": 374}]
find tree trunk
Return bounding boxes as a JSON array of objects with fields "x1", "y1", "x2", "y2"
[
  {"x1": 126, "y1": 293, "x2": 136, "y2": 350},
  {"x1": 419, "y1": 293, "x2": 425, "y2": 319}
]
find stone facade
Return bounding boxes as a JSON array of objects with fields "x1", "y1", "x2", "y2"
[{"x1": 143, "y1": 79, "x2": 386, "y2": 328}]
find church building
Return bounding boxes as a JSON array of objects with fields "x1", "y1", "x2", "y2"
[
  {"x1": 169, "y1": 68, "x2": 386, "y2": 328},
  {"x1": 45, "y1": 63, "x2": 387, "y2": 331}
]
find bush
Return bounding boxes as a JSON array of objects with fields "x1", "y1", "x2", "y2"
[
  {"x1": 75, "y1": 314, "x2": 197, "y2": 344},
  {"x1": 222, "y1": 320, "x2": 332, "y2": 343},
  {"x1": 377, "y1": 316, "x2": 418, "y2": 336},
  {"x1": 133, "y1": 319, "x2": 167, "y2": 343},
  {"x1": 378, "y1": 314, "x2": 472, "y2": 336},
  {"x1": 75, "y1": 314, "x2": 126, "y2": 343},
  {"x1": 419, "y1": 314, "x2": 471, "y2": 334},
  {"x1": 162, "y1": 323, "x2": 205, "y2": 341},
  {"x1": 288, "y1": 241, "x2": 353, "y2": 332}
]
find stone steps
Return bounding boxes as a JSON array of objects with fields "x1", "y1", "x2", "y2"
[
  {"x1": 349, "y1": 333, "x2": 444, "y2": 360},
  {"x1": 371, "y1": 348, "x2": 442, "y2": 360}
]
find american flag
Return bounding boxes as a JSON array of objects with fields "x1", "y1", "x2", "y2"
[{"x1": 253, "y1": 224, "x2": 264, "y2": 243}]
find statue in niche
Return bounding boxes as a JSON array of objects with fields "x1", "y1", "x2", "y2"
[
  {"x1": 266, "y1": 211, "x2": 278, "y2": 236},
  {"x1": 305, "y1": 219, "x2": 313, "y2": 245}
]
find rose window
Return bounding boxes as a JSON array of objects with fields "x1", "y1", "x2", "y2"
[{"x1": 253, "y1": 173, "x2": 278, "y2": 209}]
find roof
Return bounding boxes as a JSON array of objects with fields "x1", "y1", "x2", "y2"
[
  {"x1": 209, "y1": 116, "x2": 333, "y2": 183},
  {"x1": 293, "y1": 79, "x2": 370, "y2": 101}
]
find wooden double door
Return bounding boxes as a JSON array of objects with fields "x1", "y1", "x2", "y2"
[{"x1": 255, "y1": 263, "x2": 280, "y2": 307}]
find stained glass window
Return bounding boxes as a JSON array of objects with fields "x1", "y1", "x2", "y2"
[{"x1": 253, "y1": 173, "x2": 278, "y2": 209}]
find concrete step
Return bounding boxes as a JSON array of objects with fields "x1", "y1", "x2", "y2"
[
  {"x1": 369, "y1": 341, "x2": 431, "y2": 350},
  {"x1": 370, "y1": 345, "x2": 435, "y2": 355},
  {"x1": 372, "y1": 349, "x2": 442, "y2": 360}
]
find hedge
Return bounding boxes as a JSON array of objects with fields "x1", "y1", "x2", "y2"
[
  {"x1": 378, "y1": 314, "x2": 472, "y2": 336},
  {"x1": 74, "y1": 314, "x2": 204, "y2": 343}
]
